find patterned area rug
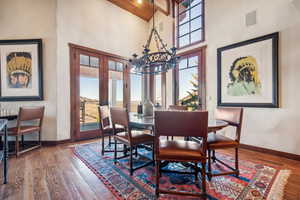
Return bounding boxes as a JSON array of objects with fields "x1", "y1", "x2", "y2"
[{"x1": 72, "y1": 142, "x2": 290, "y2": 200}]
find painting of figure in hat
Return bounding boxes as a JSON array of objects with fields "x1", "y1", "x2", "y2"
[
  {"x1": 6, "y1": 52, "x2": 32, "y2": 88},
  {"x1": 227, "y1": 56, "x2": 261, "y2": 96},
  {"x1": 0, "y1": 39, "x2": 43, "y2": 101}
]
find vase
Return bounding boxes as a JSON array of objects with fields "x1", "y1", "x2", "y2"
[{"x1": 142, "y1": 99, "x2": 154, "y2": 117}]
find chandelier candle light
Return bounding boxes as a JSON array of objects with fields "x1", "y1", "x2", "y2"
[{"x1": 130, "y1": 0, "x2": 179, "y2": 116}]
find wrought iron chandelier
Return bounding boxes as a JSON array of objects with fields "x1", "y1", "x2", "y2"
[{"x1": 129, "y1": 0, "x2": 179, "y2": 74}]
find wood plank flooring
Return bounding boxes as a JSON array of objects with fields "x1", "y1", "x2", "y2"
[{"x1": 1, "y1": 139, "x2": 300, "y2": 200}]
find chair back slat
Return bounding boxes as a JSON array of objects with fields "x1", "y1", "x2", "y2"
[
  {"x1": 110, "y1": 107, "x2": 129, "y2": 128},
  {"x1": 18, "y1": 106, "x2": 45, "y2": 122},
  {"x1": 215, "y1": 107, "x2": 243, "y2": 127},
  {"x1": 215, "y1": 107, "x2": 243, "y2": 141},
  {"x1": 98, "y1": 106, "x2": 111, "y2": 129},
  {"x1": 168, "y1": 105, "x2": 188, "y2": 111},
  {"x1": 155, "y1": 110, "x2": 208, "y2": 138}
]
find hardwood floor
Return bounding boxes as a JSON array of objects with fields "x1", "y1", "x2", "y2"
[{"x1": 1, "y1": 139, "x2": 300, "y2": 200}]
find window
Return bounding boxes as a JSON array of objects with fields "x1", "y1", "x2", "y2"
[
  {"x1": 130, "y1": 69, "x2": 142, "y2": 112},
  {"x1": 80, "y1": 54, "x2": 99, "y2": 68},
  {"x1": 175, "y1": 48, "x2": 206, "y2": 110},
  {"x1": 176, "y1": 0, "x2": 204, "y2": 48}
]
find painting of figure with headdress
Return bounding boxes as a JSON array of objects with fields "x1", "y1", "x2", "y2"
[
  {"x1": 6, "y1": 52, "x2": 32, "y2": 88},
  {"x1": 227, "y1": 56, "x2": 261, "y2": 96},
  {"x1": 0, "y1": 39, "x2": 43, "y2": 101},
  {"x1": 217, "y1": 33, "x2": 279, "y2": 108}
]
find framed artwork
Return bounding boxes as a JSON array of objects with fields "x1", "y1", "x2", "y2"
[
  {"x1": 0, "y1": 39, "x2": 43, "y2": 101},
  {"x1": 217, "y1": 32, "x2": 279, "y2": 108}
]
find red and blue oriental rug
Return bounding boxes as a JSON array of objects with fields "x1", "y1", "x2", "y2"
[{"x1": 72, "y1": 142, "x2": 290, "y2": 200}]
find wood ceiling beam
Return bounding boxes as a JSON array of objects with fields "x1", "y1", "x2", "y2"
[{"x1": 106, "y1": 0, "x2": 170, "y2": 21}]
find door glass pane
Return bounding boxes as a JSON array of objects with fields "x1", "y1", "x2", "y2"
[
  {"x1": 179, "y1": 67, "x2": 198, "y2": 110},
  {"x1": 109, "y1": 60, "x2": 123, "y2": 107},
  {"x1": 189, "y1": 56, "x2": 198, "y2": 67},
  {"x1": 191, "y1": 29, "x2": 202, "y2": 43},
  {"x1": 191, "y1": 3, "x2": 202, "y2": 18},
  {"x1": 178, "y1": 11, "x2": 189, "y2": 25},
  {"x1": 179, "y1": 58, "x2": 188, "y2": 69},
  {"x1": 130, "y1": 71, "x2": 142, "y2": 112},
  {"x1": 79, "y1": 54, "x2": 100, "y2": 131},
  {"x1": 179, "y1": 34, "x2": 189, "y2": 47},
  {"x1": 179, "y1": 0, "x2": 191, "y2": 13},
  {"x1": 190, "y1": 16, "x2": 202, "y2": 32},
  {"x1": 90, "y1": 56, "x2": 99, "y2": 67},
  {"x1": 179, "y1": 23, "x2": 189, "y2": 37},
  {"x1": 191, "y1": 0, "x2": 201, "y2": 7},
  {"x1": 80, "y1": 54, "x2": 89, "y2": 65}
]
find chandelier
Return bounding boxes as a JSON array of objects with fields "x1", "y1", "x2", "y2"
[{"x1": 129, "y1": 0, "x2": 179, "y2": 74}]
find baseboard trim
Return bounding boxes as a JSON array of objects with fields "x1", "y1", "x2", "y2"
[
  {"x1": 240, "y1": 143, "x2": 300, "y2": 161},
  {"x1": 41, "y1": 139, "x2": 72, "y2": 146}
]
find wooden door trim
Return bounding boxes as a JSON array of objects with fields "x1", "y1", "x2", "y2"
[
  {"x1": 174, "y1": 45, "x2": 206, "y2": 109},
  {"x1": 69, "y1": 43, "x2": 128, "y2": 61},
  {"x1": 69, "y1": 43, "x2": 129, "y2": 141}
]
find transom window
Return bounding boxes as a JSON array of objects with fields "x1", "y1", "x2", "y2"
[
  {"x1": 80, "y1": 54, "x2": 99, "y2": 68},
  {"x1": 177, "y1": 0, "x2": 204, "y2": 48}
]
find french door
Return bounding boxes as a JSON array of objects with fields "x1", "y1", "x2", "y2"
[{"x1": 70, "y1": 44, "x2": 129, "y2": 141}]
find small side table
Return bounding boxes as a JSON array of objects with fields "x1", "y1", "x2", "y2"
[{"x1": 0, "y1": 119, "x2": 8, "y2": 184}]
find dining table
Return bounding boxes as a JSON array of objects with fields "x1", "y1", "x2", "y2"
[
  {"x1": 129, "y1": 112, "x2": 229, "y2": 170},
  {"x1": 0, "y1": 109, "x2": 18, "y2": 184},
  {"x1": 0, "y1": 109, "x2": 18, "y2": 120},
  {"x1": 129, "y1": 112, "x2": 229, "y2": 132},
  {"x1": 0, "y1": 119, "x2": 8, "y2": 184}
]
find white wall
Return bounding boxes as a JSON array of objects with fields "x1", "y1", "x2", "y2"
[
  {"x1": 155, "y1": 0, "x2": 300, "y2": 155},
  {"x1": 56, "y1": 0, "x2": 149, "y2": 140},
  {"x1": 0, "y1": 0, "x2": 149, "y2": 141},
  {"x1": 0, "y1": 0, "x2": 58, "y2": 140}
]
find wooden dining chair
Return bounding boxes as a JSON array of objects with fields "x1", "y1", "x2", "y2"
[
  {"x1": 154, "y1": 110, "x2": 208, "y2": 198},
  {"x1": 98, "y1": 105, "x2": 125, "y2": 155},
  {"x1": 6, "y1": 106, "x2": 45, "y2": 157},
  {"x1": 207, "y1": 107, "x2": 243, "y2": 180},
  {"x1": 167, "y1": 105, "x2": 188, "y2": 140},
  {"x1": 110, "y1": 107, "x2": 154, "y2": 175},
  {"x1": 168, "y1": 105, "x2": 188, "y2": 111}
]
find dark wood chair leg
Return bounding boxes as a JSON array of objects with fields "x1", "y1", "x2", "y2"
[
  {"x1": 101, "y1": 134, "x2": 105, "y2": 156},
  {"x1": 235, "y1": 147, "x2": 239, "y2": 177},
  {"x1": 15, "y1": 136, "x2": 19, "y2": 157},
  {"x1": 195, "y1": 162, "x2": 198, "y2": 183},
  {"x1": 212, "y1": 150, "x2": 216, "y2": 162},
  {"x1": 114, "y1": 139, "x2": 117, "y2": 164},
  {"x1": 135, "y1": 146, "x2": 138, "y2": 157},
  {"x1": 201, "y1": 162, "x2": 207, "y2": 196},
  {"x1": 130, "y1": 146, "x2": 133, "y2": 176},
  {"x1": 155, "y1": 160, "x2": 160, "y2": 198},
  {"x1": 108, "y1": 136, "x2": 112, "y2": 147},
  {"x1": 152, "y1": 144, "x2": 155, "y2": 161},
  {"x1": 21, "y1": 135, "x2": 25, "y2": 147},
  {"x1": 124, "y1": 144, "x2": 127, "y2": 156},
  {"x1": 207, "y1": 149, "x2": 212, "y2": 181},
  {"x1": 38, "y1": 131, "x2": 42, "y2": 146}
]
